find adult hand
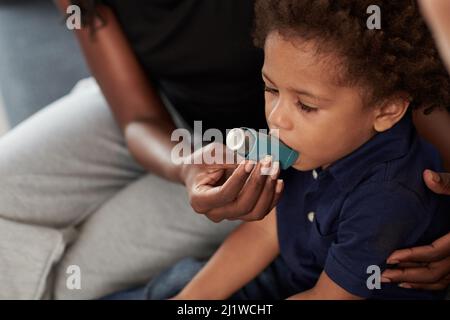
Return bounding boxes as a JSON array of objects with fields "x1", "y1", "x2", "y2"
[
  {"x1": 381, "y1": 233, "x2": 450, "y2": 290},
  {"x1": 379, "y1": 0, "x2": 450, "y2": 292},
  {"x1": 180, "y1": 143, "x2": 283, "y2": 223},
  {"x1": 381, "y1": 170, "x2": 450, "y2": 290}
]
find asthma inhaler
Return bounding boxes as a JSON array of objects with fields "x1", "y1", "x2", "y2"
[{"x1": 226, "y1": 128, "x2": 299, "y2": 170}]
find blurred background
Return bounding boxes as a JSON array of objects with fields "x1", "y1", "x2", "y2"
[{"x1": 0, "y1": 0, "x2": 89, "y2": 135}]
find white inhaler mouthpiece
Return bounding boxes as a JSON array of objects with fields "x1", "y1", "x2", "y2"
[
  {"x1": 226, "y1": 127, "x2": 299, "y2": 170},
  {"x1": 226, "y1": 128, "x2": 255, "y2": 155}
]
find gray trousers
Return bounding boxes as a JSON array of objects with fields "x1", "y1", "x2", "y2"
[{"x1": 0, "y1": 78, "x2": 238, "y2": 300}]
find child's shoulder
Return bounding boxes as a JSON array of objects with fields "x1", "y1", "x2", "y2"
[
  {"x1": 358, "y1": 130, "x2": 443, "y2": 208},
  {"x1": 343, "y1": 131, "x2": 449, "y2": 237}
]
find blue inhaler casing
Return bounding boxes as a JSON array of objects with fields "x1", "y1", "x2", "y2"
[{"x1": 226, "y1": 127, "x2": 299, "y2": 170}]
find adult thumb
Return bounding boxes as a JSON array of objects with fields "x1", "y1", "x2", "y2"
[{"x1": 424, "y1": 169, "x2": 450, "y2": 195}]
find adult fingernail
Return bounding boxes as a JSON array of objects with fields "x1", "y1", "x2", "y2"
[
  {"x1": 431, "y1": 171, "x2": 441, "y2": 183},
  {"x1": 261, "y1": 156, "x2": 272, "y2": 175},
  {"x1": 275, "y1": 179, "x2": 283, "y2": 193},
  {"x1": 245, "y1": 161, "x2": 255, "y2": 173},
  {"x1": 387, "y1": 259, "x2": 399, "y2": 265},
  {"x1": 381, "y1": 277, "x2": 391, "y2": 283},
  {"x1": 399, "y1": 283, "x2": 412, "y2": 289},
  {"x1": 270, "y1": 161, "x2": 280, "y2": 180},
  {"x1": 263, "y1": 155, "x2": 272, "y2": 165}
]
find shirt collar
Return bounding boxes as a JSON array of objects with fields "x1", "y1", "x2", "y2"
[{"x1": 323, "y1": 114, "x2": 414, "y2": 192}]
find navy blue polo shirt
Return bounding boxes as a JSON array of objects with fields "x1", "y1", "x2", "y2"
[{"x1": 276, "y1": 114, "x2": 450, "y2": 299}]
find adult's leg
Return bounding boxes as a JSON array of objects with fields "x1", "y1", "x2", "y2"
[
  {"x1": 53, "y1": 174, "x2": 240, "y2": 299},
  {"x1": 0, "y1": 78, "x2": 145, "y2": 299},
  {"x1": 0, "y1": 76, "x2": 240, "y2": 299},
  {"x1": 50, "y1": 81, "x2": 241, "y2": 300}
]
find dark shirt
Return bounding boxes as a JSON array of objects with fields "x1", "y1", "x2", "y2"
[
  {"x1": 102, "y1": 0, "x2": 267, "y2": 133},
  {"x1": 276, "y1": 115, "x2": 450, "y2": 299}
]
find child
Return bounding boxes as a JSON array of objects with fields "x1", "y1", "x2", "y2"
[{"x1": 105, "y1": 0, "x2": 450, "y2": 300}]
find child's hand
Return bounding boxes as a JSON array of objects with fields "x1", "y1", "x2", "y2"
[{"x1": 180, "y1": 142, "x2": 284, "y2": 222}]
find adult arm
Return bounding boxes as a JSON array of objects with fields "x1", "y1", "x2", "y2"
[{"x1": 57, "y1": 1, "x2": 282, "y2": 222}]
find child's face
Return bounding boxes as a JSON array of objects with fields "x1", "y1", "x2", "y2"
[{"x1": 263, "y1": 32, "x2": 378, "y2": 171}]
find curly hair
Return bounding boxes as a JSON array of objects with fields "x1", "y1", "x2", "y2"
[{"x1": 253, "y1": 0, "x2": 450, "y2": 113}]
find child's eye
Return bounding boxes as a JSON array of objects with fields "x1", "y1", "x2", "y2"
[
  {"x1": 297, "y1": 101, "x2": 317, "y2": 113},
  {"x1": 264, "y1": 85, "x2": 278, "y2": 95}
]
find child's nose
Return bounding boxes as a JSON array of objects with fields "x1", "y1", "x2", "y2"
[{"x1": 268, "y1": 98, "x2": 293, "y2": 130}]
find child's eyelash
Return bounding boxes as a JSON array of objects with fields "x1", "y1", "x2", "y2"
[
  {"x1": 264, "y1": 85, "x2": 317, "y2": 113},
  {"x1": 296, "y1": 101, "x2": 317, "y2": 113},
  {"x1": 264, "y1": 85, "x2": 278, "y2": 94}
]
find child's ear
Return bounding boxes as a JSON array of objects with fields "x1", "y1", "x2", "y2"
[{"x1": 373, "y1": 95, "x2": 410, "y2": 132}]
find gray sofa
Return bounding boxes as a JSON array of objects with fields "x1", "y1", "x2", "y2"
[{"x1": 0, "y1": 0, "x2": 89, "y2": 126}]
